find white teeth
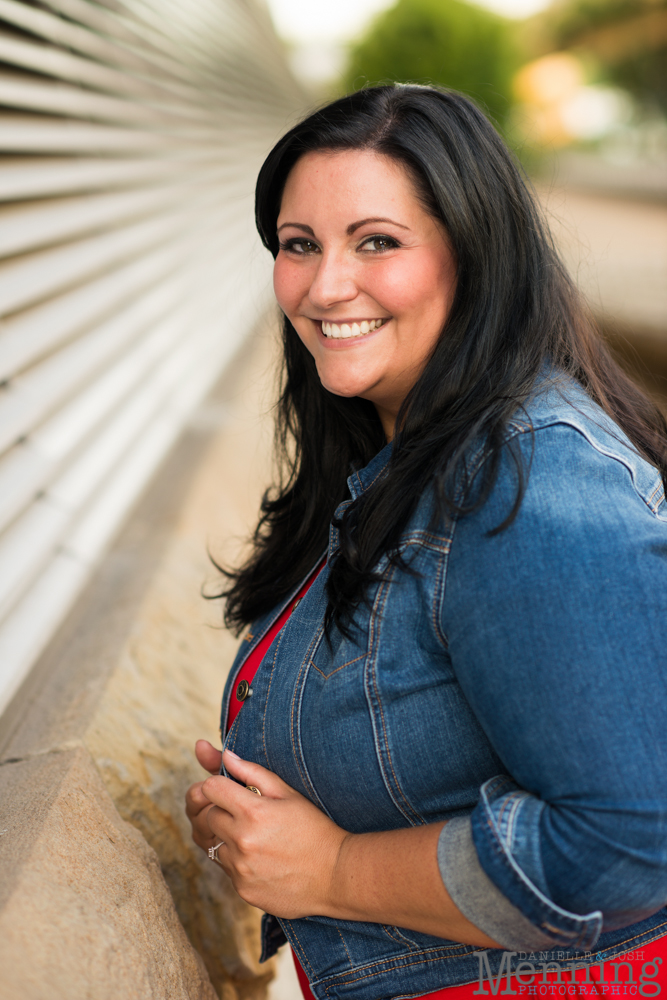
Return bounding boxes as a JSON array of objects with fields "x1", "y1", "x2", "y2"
[{"x1": 321, "y1": 319, "x2": 386, "y2": 339}]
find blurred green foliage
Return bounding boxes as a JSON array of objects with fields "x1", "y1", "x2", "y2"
[
  {"x1": 548, "y1": 0, "x2": 659, "y2": 42},
  {"x1": 342, "y1": 0, "x2": 519, "y2": 128},
  {"x1": 537, "y1": 0, "x2": 667, "y2": 113}
]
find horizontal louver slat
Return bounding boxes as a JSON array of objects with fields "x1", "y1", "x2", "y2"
[
  {"x1": 0, "y1": 114, "x2": 175, "y2": 152},
  {"x1": 0, "y1": 71, "x2": 192, "y2": 125},
  {"x1": 0, "y1": 0, "x2": 305, "y2": 716},
  {"x1": 0, "y1": 180, "x2": 200, "y2": 258},
  {"x1": 0, "y1": 0, "x2": 193, "y2": 86},
  {"x1": 0, "y1": 209, "x2": 192, "y2": 315},
  {"x1": 0, "y1": 240, "x2": 186, "y2": 380},
  {"x1": 0, "y1": 155, "x2": 183, "y2": 201},
  {"x1": 0, "y1": 32, "x2": 194, "y2": 105}
]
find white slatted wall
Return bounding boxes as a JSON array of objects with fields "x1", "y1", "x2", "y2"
[{"x1": 0, "y1": 0, "x2": 305, "y2": 716}]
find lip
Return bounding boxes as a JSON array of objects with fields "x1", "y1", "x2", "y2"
[{"x1": 314, "y1": 317, "x2": 391, "y2": 345}]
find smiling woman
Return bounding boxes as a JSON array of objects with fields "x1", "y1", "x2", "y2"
[
  {"x1": 274, "y1": 150, "x2": 457, "y2": 437},
  {"x1": 186, "y1": 86, "x2": 667, "y2": 1000}
]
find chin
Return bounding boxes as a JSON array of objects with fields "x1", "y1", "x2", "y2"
[
  {"x1": 319, "y1": 375, "x2": 372, "y2": 399},
  {"x1": 315, "y1": 359, "x2": 379, "y2": 399},
  {"x1": 322, "y1": 384, "x2": 364, "y2": 399}
]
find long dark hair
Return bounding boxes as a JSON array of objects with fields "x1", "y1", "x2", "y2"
[{"x1": 219, "y1": 84, "x2": 667, "y2": 634}]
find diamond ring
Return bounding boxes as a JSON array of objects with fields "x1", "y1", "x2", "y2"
[{"x1": 208, "y1": 842, "x2": 225, "y2": 862}]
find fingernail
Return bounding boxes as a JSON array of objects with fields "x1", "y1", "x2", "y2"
[{"x1": 224, "y1": 748, "x2": 241, "y2": 759}]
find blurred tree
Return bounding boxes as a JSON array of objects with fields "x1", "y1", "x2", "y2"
[
  {"x1": 539, "y1": 0, "x2": 667, "y2": 113},
  {"x1": 343, "y1": 0, "x2": 519, "y2": 127}
]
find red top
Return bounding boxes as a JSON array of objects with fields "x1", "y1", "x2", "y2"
[
  {"x1": 226, "y1": 559, "x2": 325, "y2": 730},
  {"x1": 226, "y1": 564, "x2": 667, "y2": 1000}
]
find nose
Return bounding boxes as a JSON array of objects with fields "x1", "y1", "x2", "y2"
[{"x1": 307, "y1": 248, "x2": 358, "y2": 311}]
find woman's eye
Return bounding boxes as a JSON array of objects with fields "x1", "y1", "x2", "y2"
[
  {"x1": 279, "y1": 239, "x2": 320, "y2": 255},
  {"x1": 360, "y1": 236, "x2": 399, "y2": 253}
]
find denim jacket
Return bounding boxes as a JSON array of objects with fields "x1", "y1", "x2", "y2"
[{"x1": 220, "y1": 377, "x2": 667, "y2": 999}]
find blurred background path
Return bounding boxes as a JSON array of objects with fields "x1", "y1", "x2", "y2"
[
  {"x1": 538, "y1": 177, "x2": 667, "y2": 405},
  {"x1": 541, "y1": 185, "x2": 666, "y2": 338}
]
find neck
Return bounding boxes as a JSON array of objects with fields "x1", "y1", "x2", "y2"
[{"x1": 374, "y1": 403, "x2": 396, "y2": 442}]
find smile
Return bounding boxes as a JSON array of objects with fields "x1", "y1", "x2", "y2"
[{"x1": 320, "y1": 318, "x2": 388, "y2": 340}]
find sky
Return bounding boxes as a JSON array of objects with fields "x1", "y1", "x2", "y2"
[{"x1": 264, "y1": 0, "x2": 552, "y2": 44}]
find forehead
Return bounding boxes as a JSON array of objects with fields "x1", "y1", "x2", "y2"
[{"x1": 278, "y1": 149, "x2": 424, "y2": 221}]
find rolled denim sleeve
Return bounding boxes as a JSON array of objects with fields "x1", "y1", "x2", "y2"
[
  {"x1": 438, "y1": 418, "x2": 667, "y2": 949},
  {"x1": 438, "y1": 796, "x2": 603, "y2": 951}
]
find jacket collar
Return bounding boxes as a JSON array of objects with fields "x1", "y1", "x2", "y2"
[{"x1": 346, "y1": 441, "x2": 393, "y2": 500}]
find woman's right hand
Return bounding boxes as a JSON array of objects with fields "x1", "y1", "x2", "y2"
[{"x1": 185, "y1": 739, "x2": 223, "y2": 852}]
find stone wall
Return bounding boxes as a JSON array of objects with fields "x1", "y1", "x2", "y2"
[{"x1": 0, "y1": 316, "x2": 282, "y2": 1000}]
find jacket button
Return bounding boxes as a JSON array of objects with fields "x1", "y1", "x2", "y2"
[{"x1": 236, "y1": 679, "x2": 251, "y2": 702}]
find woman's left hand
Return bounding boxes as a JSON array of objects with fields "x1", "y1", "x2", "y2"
[
  {"x1": 188, "y1": 743, "x2": 501, "y2": 946},
  {"x1": 196, "y1": 745, "x2": 348, "y2": 918}
]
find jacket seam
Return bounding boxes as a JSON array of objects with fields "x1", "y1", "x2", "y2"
[
  {"x1": 383, "y1": 924, "x2": 420, "y2": 950},
  {"x1": 497, "y1": 792, "x2": 525, "y2": 850},
  {"x1": 336, "y1": 927, "x2": 354, "y2": 969},
  {"x1": 437, "y1": 512, "x2": 460, "y2": 651},
  {"x1": 308, "y1": 653, "x2": 365, "y2": 679},
  {"x1": 399, "y1": 530, "x2": 451, "y2": 554},
  {"x1": 351, "y1": 456, "x2": 392, "y2": 498},
  {"x1": 289, "y1": 633, "x2": 319, "y2": 799},
  {"x1": 647, "y1": 480, "x2": 665, "y2": 512},
  {"x1": 436, "y1": 438, "x2": 496, "y2": 650},
  {"x1": 284, "y1": 920, "x2": 317, "y2": 980},
  {"x1": 431, "y1": 541, "x2": 449, "y2": 650},
  {"x1": 381, "y1": 923, "x2": 406, "y2": 947},
  {"x1": 367, "y1": 565, "x2": 425, "y2": 826},
  {"x1": 477, "y1": 806, "x2": 601, "y2": 945},
  {"x1": 260, "y1": 626, "x2": 285, "y2": 770},
  {"x1": 585, "y1": 920, "x2": 667, "y2": 961},
  {"x1": 488, "y1": 411, "x2": 664, "y2": 520},
  {"x1": 530, "y1": 419, "x2": 663, "y2": 515},
  {"x1": 321, "y1": 946, "x2": 479, "y2": 989},
  {"x1": 290, "y1": 624, "x2": 332, "y2": 813},
  {"x1": 318, "y1": 922, "x2": 667, "y2": 991},
  {"x1": 225, "y1": 715, "x2": 241, "y2": 755}
]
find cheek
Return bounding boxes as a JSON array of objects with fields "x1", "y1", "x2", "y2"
[
  {"x1": 273, "y1": 258, "x2": 307, "y2": 316},
  {"x1": 374, "y1": 256, "x2": 453, "y2": 319}
]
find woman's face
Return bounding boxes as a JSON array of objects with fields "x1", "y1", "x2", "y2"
[{"x1": 273, "y1": 149, "x2": 457, "y2": 438}]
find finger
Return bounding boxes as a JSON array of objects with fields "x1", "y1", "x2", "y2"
[
  {"x1": 203, "y1": 804, "x2": 236, "y2": 852},
  {"x1": 219, "y1": 748, "x2": 294, "y2": 799},
  {"x1": 195, "y1": 739, "x2": 223, "y2": 775},
  {"x1": 200, "y1": 773, "x2": 248, "y2": 813},
  {"x1": 185, "y1": 781, "x2": 212, "y2": 819},
  {"x1": 190, "y1": 803, "x2": 219, "y2": 849},
  {"x1": 208, "y1": 841, "x2": 232, "y2": 875}
]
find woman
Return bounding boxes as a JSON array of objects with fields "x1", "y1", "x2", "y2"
[{"x1": 186, "y1": 86, "x2": 667, "y2": 1000}]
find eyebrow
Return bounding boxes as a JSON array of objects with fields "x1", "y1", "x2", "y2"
[
  {"x1": 277, "y1": 222, "x2": 314, "y2": 235},
  {"x1": 276, "y1": 217, "x2": 410, "y2": 236},
  {"x1": 347, "y1": 217, "x2": 409, "y2": 235}
]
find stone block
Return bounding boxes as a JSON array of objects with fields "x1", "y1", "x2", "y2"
[{"x1": 0, "y1": 746, "x2": 218, "y2": 1000}]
